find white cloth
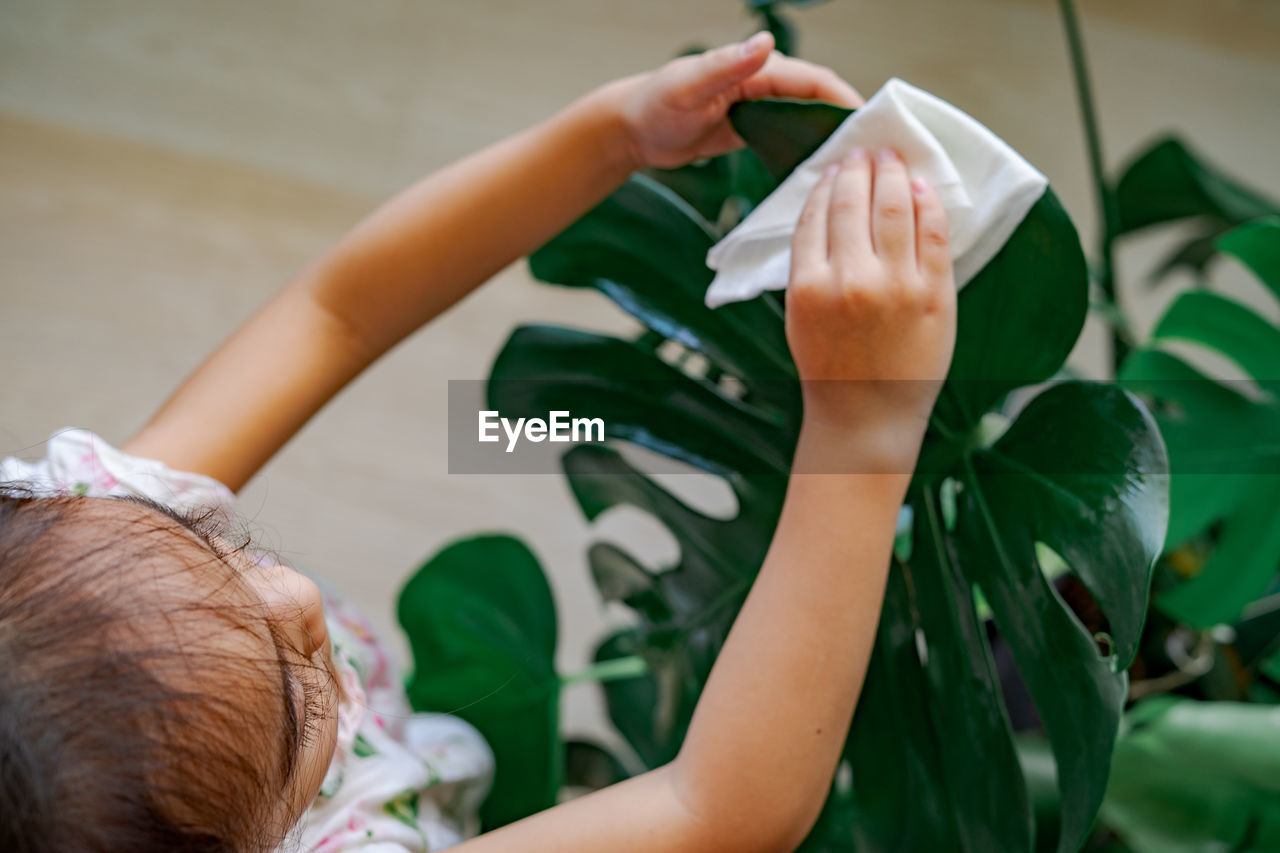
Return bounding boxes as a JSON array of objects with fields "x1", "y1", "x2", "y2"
[{"x1": 704, "y1": 78, "x2": 1048, "y2": 308}]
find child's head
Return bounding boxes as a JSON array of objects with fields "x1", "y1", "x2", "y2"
[{"x1": 0, "y1": 488, "x2": 341, "y2": 852}]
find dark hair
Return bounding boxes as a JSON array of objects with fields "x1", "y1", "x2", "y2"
[{"x1": 0, "y1": 486, "x2": 294, "y2": 852}]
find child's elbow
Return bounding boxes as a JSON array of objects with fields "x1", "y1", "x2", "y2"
[{"x1": 660, "y1": 761, "x2": 826, "y2": 853}]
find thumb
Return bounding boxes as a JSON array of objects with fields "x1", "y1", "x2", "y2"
[{"x1": 678, "y1": 31, "x2": 775, "y2": 104}]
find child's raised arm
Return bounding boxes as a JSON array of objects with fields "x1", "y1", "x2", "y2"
[
  {"x1": 453, "y1": 152, "x2": 957, "y2": 852},
  {"x1": 122, "y1": 33, "x2": 860, "y2": 491}
]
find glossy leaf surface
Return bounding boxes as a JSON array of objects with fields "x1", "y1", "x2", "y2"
[
  {"x1": 957, "y1": 382, "x2": 1168, "y2": 853},
  {"x1": 1113, "y1": 137, "x2": 1279, "y2": 286},
  {"x1": 1120, "y1": 219, "x2": 1280, "y2": 626},
  {"x1": 397, "y1": 535, "x2": 560, "y2": 829},
  {"x1": 1114, "y1": 137, "x2": 1278, "y2": 235}
]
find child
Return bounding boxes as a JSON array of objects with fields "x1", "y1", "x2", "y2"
[{"x1": 0, "y1": 31, "x2": 956, "y2": 853}]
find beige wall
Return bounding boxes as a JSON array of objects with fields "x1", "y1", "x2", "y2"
[{"x1": 3, "y1": 0, "x2": 1278, "y2": 748}]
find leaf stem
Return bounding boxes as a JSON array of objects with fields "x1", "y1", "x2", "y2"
[
  {"x1": 561, "y1": 655, "x2": 649, "y2": 686},
  {"x1": 1059, "y1": 0, "x2": 1133, "y2": 370}
]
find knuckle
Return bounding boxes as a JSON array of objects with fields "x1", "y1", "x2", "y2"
[
  {"x1": 901, "y1": 279, "x2": 930, "y2": 304},
  {"x1": 837, "y1": 269, "x2": 881, "y2": 298},
  {"x1": 921, "y1": 227, "x2": 949, "y2": 249},
  {"x1": 877, "y1": 201, "x2": 909, "y2": 220},
  {"x1": 831, "y1": 197, "x2": 863, "y2": 217},
  {"x1": 841, "y1": 284, "x2": 886, "y2": 314},
  {"x1": 919, "y1": 287, "x2": 954, "y2": 316},
  {"x1": 788, "y1": 279, "x2": 830, "y2": 309}
]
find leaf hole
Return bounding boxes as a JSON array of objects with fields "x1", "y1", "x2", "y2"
[
  {"x1": 834, "y1": 759, "x2": 853, "y2": 796},
  {"x1": 718, "y1": 374, "x2": 747, "y2": 401},
  {"x1": 914, "y1": 627, "x2": 930, "y2": 667},
  {"x1": 655, "y1": 338, "x2": 681, "y2": 361},
  {"x1": 592, "y1": 506, "x2": 680, "y2": 574}
]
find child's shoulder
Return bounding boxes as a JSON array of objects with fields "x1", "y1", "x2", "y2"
[{"x1": 0, "y1": 427, "x2": 236, "y2": 515}]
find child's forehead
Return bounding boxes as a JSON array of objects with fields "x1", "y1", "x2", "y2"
[
  {"x1": 83, "y1": 498, "x2": 296, "y2": 753},
  {"x1": 55, "y1": 496, "x2": 266, "y2": 616},
  {"x1": 44, "y1": 495, "x2": 294, "y2": 732}
]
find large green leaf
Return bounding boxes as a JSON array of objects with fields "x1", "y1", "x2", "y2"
[
  {"x1": 528, "y1": 173, "x2": 795, "y2": 386},
  {"x1": 1118, "y1": 349, "x2": 1279, "y2": 479},
  {"x1": 728, "y1": 99, "x2": 852, "y2": 180},
  {"x1": 1113, "y1": 138, "x2": 1280, "y2": 284},
  {"x1": 1158, "y1": 475, "x2": 1280, "y2": 627},
  {"x1": 561, "y1": 443, "x2": 784, "y2": 771},
  {"x1": 1118, "y1": 348, "x2": 1276, "y2": 606},
  {"x1": 905, "y1": 488, "x2": 1031, "y2": 851},
  {"x1": 1126, "y1": 292, "x2": 1280, "y2": 627},
  {"x1": 1147, "y1": 290, "x2": 1280, "y2": 381},
  {"x1": 1120, "y1": 221, "x2": 1280, "y2": 625},
  {"x1": 593, "y1": 630, "x2": 690, "y2": 768},
  {"x1": 645, "y1": 148, "x2": 778, "y2": 226},
  {"x1": 841, "y1": 567, "x2": 958, "y2": 851},
  {"x1": 957, "y1": 382, "x2": 1168, "y2": 853},
  {"x1": 935, "y1": 189, "x2": 1088, "y2": 438},
  {"x1": 969, "y1": 382, "x2": 1168, "y2": 666},
  {"x1": 1114, "y1": 137, "x2": 1279, "y2": 236},
  {"x1": 1018, "y1": 697, "x2": 1280, "y2": 852},
  {"x1": 397, "y1": 535, "x2": 560, "y2": 829},
  {"x1": 563, "y1": 443, "x2": 778, "y2": 589},
  {"x1": 1101, "y1": 697, "x2": 1280, "y2": 853},
  {"x1": 644, "y1": 157, "x2": 734, "y2": 225},
  {"x1": 799, "y1": 499, "x2": 1026, "y2": 853},
  {"x1": 1217, "y1": 217, "x2": 1280, "y2": 304},
  {"x1": 489, "y1": 324, "x2": 795, "y2": 476}
]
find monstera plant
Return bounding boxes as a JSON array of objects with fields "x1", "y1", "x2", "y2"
[
  {"x1": 397, "y1": 90, "x2": 1171, "y2": 852},
  {"x1": 1004, "y1": 3, "x2": 1280, "y2": 849}
]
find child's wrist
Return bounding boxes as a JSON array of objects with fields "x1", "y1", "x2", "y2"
[
  {"x1": 578, "y1": 77, "x2": 648, "y2": 176},
  {"x1": 794, "y1": 412, "x2": 927, "y2": 479}
]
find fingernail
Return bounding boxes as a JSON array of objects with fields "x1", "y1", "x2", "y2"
[
  {"x1": 878, "y1": 148, "x2": 899, "y2": 163},
  {"x1": 823, "y1": 164, "x2": 840, "y2": 178},
  {"x1": 844, "y1": 146, "x2": 867, "y2": 163},
  {"x1": 911, "y1": 177, "x2": 929, "y2": 193},
  {"x1": 741, "y1": 31, "x2": 770, "y2": 57}
]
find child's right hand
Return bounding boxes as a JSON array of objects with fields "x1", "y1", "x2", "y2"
[{"x1": 786, "y1": 147, "x2": 957, "y2": 474}]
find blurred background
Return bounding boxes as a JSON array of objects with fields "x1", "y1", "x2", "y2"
[{"x1": 2, "y1": 0, "x2": 1278, "y2": 747}]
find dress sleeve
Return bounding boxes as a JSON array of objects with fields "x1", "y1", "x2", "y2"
[{"x1": 0, "y1": 427, "x2": 237, "y2": 515}]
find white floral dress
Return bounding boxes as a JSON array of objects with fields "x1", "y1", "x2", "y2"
[{"x1": 0, "y1": 428, "x2": 495, "y2": 852}]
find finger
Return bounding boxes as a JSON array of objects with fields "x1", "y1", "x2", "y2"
[
  {"x1": 791, "y1": 165, "x2": 838, "y2": 281},
  {"x1": 738, "y1": 55, "x2": 864, "y2": 107},
  {"x1": 672, "y1": 32, "x2": 774, "y2": 106},
  {"x1": 912, "y1": 177, "x2": 952, "y2": 281},
  {"x1": 827, "y1": 148, "x2": 873, "y2": 272},
  {"x1": 871, "y1": 149, "x2": 915, "y2": 270}
]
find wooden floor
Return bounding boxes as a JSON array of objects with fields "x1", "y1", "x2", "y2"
[{"x1": 3, "y1": 0, "x2": 1278, "y2": 747}]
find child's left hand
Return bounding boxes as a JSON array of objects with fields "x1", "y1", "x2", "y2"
[{"x1": 613, "y1": 32, "x2": 863, "y2": 170}]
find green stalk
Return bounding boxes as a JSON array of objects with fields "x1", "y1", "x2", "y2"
[
  {"x1": 1059, "y1": 0, "x2": 1132, "y2": 370},
  {"x1": 561, "y1": 655, "x2": 648, "y2": 687}
]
